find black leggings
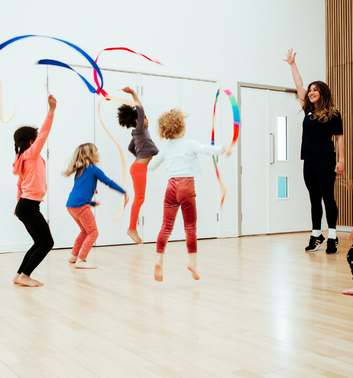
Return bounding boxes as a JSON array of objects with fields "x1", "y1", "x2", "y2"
[
  {"x1": 15, "y1": 198, "x2": 54, "y2": 276},
  {"x1": 303, "y1": 161, "x2": 337, "y2": 230}
]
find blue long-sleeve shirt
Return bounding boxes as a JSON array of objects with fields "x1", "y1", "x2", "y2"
[{"x1": 66, "y1": 164, "x2": 126, "y2": 208}]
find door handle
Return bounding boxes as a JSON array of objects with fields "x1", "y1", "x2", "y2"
[{"x1": 270, "y1": 133, "x2": 275, "y2": 164}]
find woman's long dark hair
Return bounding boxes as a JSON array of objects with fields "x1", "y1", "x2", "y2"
[
  {"x1": 117, "y1": 104, "x2": 137, "y2": 128},
  {"x1": 13, "y1": 126, "x2": 38, "y2": 157},
  {"x1": 302, "y1": 81, "x2": 339, "y2": 122}
]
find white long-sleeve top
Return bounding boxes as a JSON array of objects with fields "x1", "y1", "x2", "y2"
[{"x1": 149, "y1": 138, "x2": 224, "y2": 179}]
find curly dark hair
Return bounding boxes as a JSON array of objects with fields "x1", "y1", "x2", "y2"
[
  {"x1": 117, "y1": 104, "x2": 138, "y2": 128},
  {"x1": 14, "y1": 126, "x2": 38, "y2": 157}
]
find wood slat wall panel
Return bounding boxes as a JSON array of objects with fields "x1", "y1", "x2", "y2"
[{"x1": 326, "y1": 0, "x2": 353, "y2": 226}]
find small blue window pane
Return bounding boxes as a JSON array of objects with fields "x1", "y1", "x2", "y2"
[{"x1": 278, "y1": 177, "x2": 288, "y2": 199}]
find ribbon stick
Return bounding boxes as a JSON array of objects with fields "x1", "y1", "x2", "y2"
[
  {"x1": 0, "y1": 77, "x2": 16, "y2": 123},
  {"x1": 0, "y1": 35, "x2": 103, "y2": 93},
  {"x1": 97, "y1": 95, "x2": 134, "y2": 222},
  {"x1": 212, "y1": 87, "x2": 240, "y2": 206}
]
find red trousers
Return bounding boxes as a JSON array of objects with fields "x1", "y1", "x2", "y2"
[
  {"x1": 156, "y1": 177, "x2": 197, "y2": 254},
  {"x1": 129, "y1": 162, "x2": 148, "y2": 230},
  {"x1": 67, "y1": 205, "x2": 98, "y2": 260}
]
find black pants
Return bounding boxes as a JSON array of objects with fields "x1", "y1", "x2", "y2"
[
  {"x1": 15, "y1": 198, "x2": 54, "y2": 276},
  {"x1": 303, "y1": 161, "x2": 337, "y2": 230}
]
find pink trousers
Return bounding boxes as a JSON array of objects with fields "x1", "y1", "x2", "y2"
[
  {"x1": 67, "y1": 205, "x2": 98, "y2": 260},
  {"x1": 156, "y1": 177, "x2": 197, "y2": 254}
]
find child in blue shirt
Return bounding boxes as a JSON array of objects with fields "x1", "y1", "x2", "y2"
[{"x1": 64, "y1": 143, "x2": 128, "y2": 268}]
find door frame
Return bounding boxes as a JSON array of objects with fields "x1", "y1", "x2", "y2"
[{"x1": 237, "y1": 82, "x2": 297, "y2": 237}]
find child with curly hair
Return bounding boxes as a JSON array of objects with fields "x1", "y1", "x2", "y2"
[
  {"x1": 63, "y1": 143, "x2": 128, "y2": 269},
  {"x1": 149, "y1": 109, "x2": 225, "y2": 282},
  {"x1": 117, "y1": 87, "x2": 159, "y2": 244}
]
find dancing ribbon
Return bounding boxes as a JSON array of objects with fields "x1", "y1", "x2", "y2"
[
  {"x1": 0, "y1": 35, "x2": 103, "y2": 93},
  {"x1": 0, "y1": 77, "x2": 16, "y2": 123},
  {"x1": 93, "y1": 47, "x2": 162, "y2": 97},
  {"x1": 97, "y1": 95, "x2": 134, "y2": 222},
  {"x1": 212, "y1": 87, "x2": 240, "y2": 206}
]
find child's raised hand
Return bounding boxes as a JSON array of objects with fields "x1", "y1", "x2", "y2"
[
  {"x1": 122, "y1": 87, "x2": 134, "y2": 95},
  {"x1": 48, "y1": 95, "x2": 57, "y2": 113},
  {"x1": 283, "y1": 48, "x2": 296, "y2": 65},
  {"x1": 124, "y1": 193, "x2": 129, "y2": 207}
]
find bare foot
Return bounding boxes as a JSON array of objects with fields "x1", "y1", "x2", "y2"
[
  {"x1": 16, "y1": 273, "x2": 43, "y2": 287},
  {"x1": 187, "y1": 263, "x2": 200, "y2": 280},
  {"x1": 75, "y1": 259, "x2": 97, "y2": 269},
  {"x1": 154, "y1": 261, "x2": 163, "y2": 282},
  {"x1": 68, "y1": 254, "x2": 78, "y2": 263},
  {"x1": 13, "y1": 273, "x2": 20, "y2": 284},
  {"x1": 127, "y1": 229, "x2": 143, "y2": 244},
  {"x1": 342, "y1": 288, "x2": 353, "y2": 295}
]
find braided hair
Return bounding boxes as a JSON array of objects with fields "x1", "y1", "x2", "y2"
[
  {"x1": 13, "y1": 126, "x2": 38, "y2": 157},
  {"x1": 117, "y1": 104, "x2": 138, "y2": 128}
]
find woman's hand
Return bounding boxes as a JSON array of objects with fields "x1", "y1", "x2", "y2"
[
  {"x1": 283, "y1": 48, "x2": 297, "y2": 65},
  {"x1": 335, "y1": 161, "x2": 344, "y2": 177},
  {"x1": 93, "y1": 202, "x2": 100, "y2": 207},
  {"x1": 48, "y1": 95, "x2": 57, "y2": 114}
]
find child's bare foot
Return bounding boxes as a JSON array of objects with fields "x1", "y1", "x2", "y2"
[
  {"x1": 68, "y1": 254, "x2": 78, "y2": 263},
  {"x1": 342, "y1": 287, "x2": 353, "y2": 295},
  {"x1": 16, "y1": 273, "x2": 43, "y2": 287},
  {"x1": 154, "y1": 254, "x2": 164, "y2": 282},
  {"x1": 127, "y1": 229, "x2": 143, "y2": 244},
  {"x1": 187, "y1": 263, "x2": 200, "y2": 280},
  {"x1": 13, "y1": 273, "x2": 20, "y2": 284},
  {"x1": 75, "y1": 259, "x2": 97, "y2": 269},
  {"x1": 187, "y1": 253, "x2": 200, "y2": 280}
]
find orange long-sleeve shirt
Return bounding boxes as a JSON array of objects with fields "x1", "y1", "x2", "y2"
[{"x1": 13, "y1": 113, "x2": 54, "y2": 202}]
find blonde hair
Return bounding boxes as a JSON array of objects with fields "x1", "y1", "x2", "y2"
[
  {"x1": 63, "y1": 143, "x2": 98, "y2": 178},
  {"x1": 157, "y1": 109, "x2": 185, "y2": 139}
]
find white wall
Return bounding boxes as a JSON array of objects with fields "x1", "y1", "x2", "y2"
[{"x1": 0, "y1": 0, "x2": 325, "y2": 252}]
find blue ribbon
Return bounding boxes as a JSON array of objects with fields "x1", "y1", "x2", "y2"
[{"x1": 0, "y1": 35, "x2": 103, "y2": 93}]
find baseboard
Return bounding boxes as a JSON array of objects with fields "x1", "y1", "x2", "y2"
[
  {"x1": 337, "y1": 225, "x2": 352, "y2": 233},
  {"x1": 0, "y1": 243, "x2": 32, "y2": 253}
]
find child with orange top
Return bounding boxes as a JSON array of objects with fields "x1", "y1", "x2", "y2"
[{"x1": 13, "y1": 95, "x2": 57, "y2": 287}]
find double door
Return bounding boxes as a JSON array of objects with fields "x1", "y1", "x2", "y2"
[
  {"x1": 47, "y1": 68, "x2": 219, "y2": 248},
  {"x1": 241, "y1": 87, "x2": 311, "y2": 235}
]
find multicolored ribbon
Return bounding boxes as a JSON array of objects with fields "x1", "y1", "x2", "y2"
[
  {"x1": 0, "y1": 77, "x2": 16, "y2": 123},
  {"x1": 212, "y1": 87, "x2": 240, "y2": 206},
  {"x1": 0, "y1": 35, "x2": 104, "y2": 93}
]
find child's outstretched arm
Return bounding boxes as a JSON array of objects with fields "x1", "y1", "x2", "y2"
[
  {"x1": 28, "y1": 95, "x2": 57, "y2": 159},
  {"x1": 93, "y1": 166, "x2": 126, "y2": 194},
  {"x1": 187, "y1": 140, "x2": 224, "y2": 156},
  {"x1": 149, "y1": 151, "x2": 164, "y2": 171},
  {"x1": 122, "y1": 87, "x2": 141, "y2": 107},
  {"x1": 122, "y1": 87, "x2": 145, "y2": 133}
]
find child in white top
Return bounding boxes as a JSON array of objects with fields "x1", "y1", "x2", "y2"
[{"x1": 149, "y1": 109, "x2": 224, "y2": 282}]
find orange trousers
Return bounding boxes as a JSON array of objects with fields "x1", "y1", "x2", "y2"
[{"x1": 129, "y1": 162, "x2": 147, "y2": 230}]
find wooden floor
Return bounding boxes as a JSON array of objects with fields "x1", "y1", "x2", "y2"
[{"x1": 1, "y1": 232, "x2": 353, "y2": 378}]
